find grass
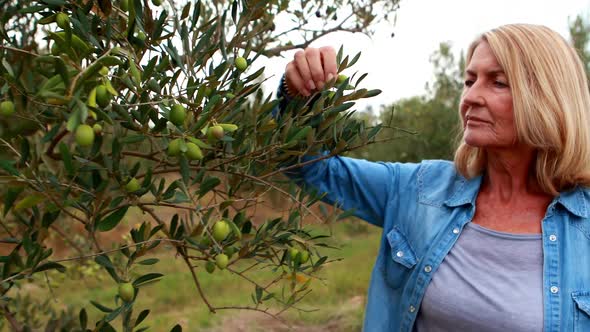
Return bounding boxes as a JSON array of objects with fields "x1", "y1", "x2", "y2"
[{"x1": 6, "y1": 220, "x2": 382, "y2": 331}]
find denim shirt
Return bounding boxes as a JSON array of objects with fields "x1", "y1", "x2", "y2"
[{"x1": 288, "y1": 156, "x2": 590, "y2": 331}]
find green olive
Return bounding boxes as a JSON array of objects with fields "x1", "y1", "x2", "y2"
[
  {"x1": 235, "y1": 57, "x2": 248, "y2": 71},
  {"x1": 99, "y1": 66, "x2": 109, "y2": 76},
  {"x1": 289, "y1": 247, "x2": 299, "y2": 262},
  {"x1": 118, "y1": 282, "x2": 135, "y2": 302},
  {"x1": 207, "y1": 125, "x2": 224, "y2": 141},
  {"x1": 205, "y1": 261, "x2": 215, "y2": 273},
  {"x1": 215, "y1": 254, "x2": 229, "y2": 269},
  {"x1": 336, "y1": 74, "x2": 348, "y2": 85},
  {"x1": 169, "y1": 104, "x2": 186, "y2": 126},
  {"x1": 125, "y1": 177, "x2": 141, "y2": 192},
  {"x1": 185, "y1": 142, "x2": 203, "y2": 160},
  {"x1": 92, "y1": 123, "x2": 103, "y2": 135},
  {"x1": 95, "y1": 85, "x2": 111, "y2": 108},
  {"x1": 75, "y1": 124, "x2": 95, "y2": 147},
  {"x1": 167, "y1": 138, "x2": 182, "y2": 157},
  {"x1": 212, "y1": 221, "x2": 230, "y2": 242},
  {"x1": 299, "y1": 250, "x2": 310, "y2": 263},
  {"x1": 0, "y1": 101, "x2": 15, "y2": 116}
]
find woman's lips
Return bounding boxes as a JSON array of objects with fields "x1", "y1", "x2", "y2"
[{"x1": 465, "y1": 116, "x2": 490, "y2": 125}]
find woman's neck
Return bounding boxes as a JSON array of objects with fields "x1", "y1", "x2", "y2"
[{"x1": 482, "y1": 147, "x2": 542, "y2": 202}]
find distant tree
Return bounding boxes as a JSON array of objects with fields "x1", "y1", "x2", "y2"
[
  {"x1": 350, "y1": 42, "x2": 463, "y2": 162},
  {"x1": 570, "y1": 14, "x2": 590, "y2": 80}
]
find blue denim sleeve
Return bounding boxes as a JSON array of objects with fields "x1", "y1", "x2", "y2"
[
  {"x1": 273, "y1": 76, "x2": 406, "y2": 228},
  {"x1": 292, "y1": 154, "x2": 401, "y2": 227}
]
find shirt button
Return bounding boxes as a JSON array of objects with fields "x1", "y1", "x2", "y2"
[
  {"x1": 452, "y1": 228, "x2": 460, "y2": 234},
  {"x1": 549, "y1": 234, "x2": 557, "y2": 242},
  {"x1": 550, "y1": 286, "x2": 559, "y2": 294},
  {"x1": 424, "y1": 265, "x2": 432, "y2": 273},
  {"x1": 409, "y1": 305, "x2": 416, "y2": 313},
  {"x1": 396, "y1": 251, "x2": 404, "y2": 258}
]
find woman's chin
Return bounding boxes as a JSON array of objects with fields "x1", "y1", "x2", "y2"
[
  {"x1": 463, "y1": 136, "x2": 482, "y2": 147},
  {"x1": 463, "y1": 135, "x2": 490, "y2": 148}
]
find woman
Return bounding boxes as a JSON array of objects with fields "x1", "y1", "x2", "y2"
[{"x1": 277, "y1": 24, "x2": 590, "y2": 331}]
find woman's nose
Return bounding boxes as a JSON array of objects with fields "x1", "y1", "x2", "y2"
[{"x1": 461, "y1": 83, "x2": 485, "y2": 107}]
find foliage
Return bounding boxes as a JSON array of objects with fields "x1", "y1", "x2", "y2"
[
  {"x1": 570, "y1": 14, "x2": 590, "y2": 80},
  {"x1": 0, "y1": 0, "x2": 399, "y2": 330}
]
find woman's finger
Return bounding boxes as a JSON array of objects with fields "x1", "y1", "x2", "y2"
[
  {"x1": 285, "y1": 62, "x2": 310, "y2": 97},
  {"x1": 319, "y1": 46, "x2": 338, "y2": 83},
  {"x1": 294, "y1": 50, "x2": 315, "y2": 92},
  {"x1": 305, "y1": 48, "x2": 326, "y2": 89}
]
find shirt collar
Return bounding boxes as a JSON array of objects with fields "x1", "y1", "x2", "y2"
[
  {"x1": 555, "y1": 187, "x2": 590, "y2": 218},
  {"x1": 443, "y1": 174, "x2": 483, "y2": 208},
  {"x1": 444, "y1": 173, "x2": 590, "y2": 218}
]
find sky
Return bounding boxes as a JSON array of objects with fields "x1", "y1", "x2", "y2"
[{"x1": 259, "y1": 0, "x2": 590, "y2": 113}]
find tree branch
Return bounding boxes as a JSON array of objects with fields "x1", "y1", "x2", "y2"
[
  {"x1": 45, "y1": 129, "x2": 68, "y2": 161},
  {"x1": 0, "y1": 45, "x2": 39, "y2": 57},
  {"x1": 182, "y1": 254, "x2": 216, "y2": 313},
  {"x1": 1, "y1": 304, "x2": 22, "y2": 332},
  {"x1": 0, "y1": 238, "x2": 180, "y2": 284},
  {"x1": 50, "y1": 224, "x2": 84, "y2": 256},
  {"x1": 213, "y1": 305, "x2": 289, "y2": 327}
]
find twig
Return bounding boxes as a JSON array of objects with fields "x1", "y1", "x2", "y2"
[
  {"x1": 214, "y1": 306, "x2": 289, "y2": 327},
  {"x1": 276, "y1": 289, "x2": 314, "y2": 316},
  {"x1": 237, "y1": 261, "x2": 262, "y2": 275},
  {"x1": 138, "y1": 198, "x2": 257, "y2": 212},
  {"x1": 181, "y1": 255, "x2": 216, "y2": 313},
  {"x1": 90, "y1": 231, "x2": 103, "y2": 253},
  {"x1": 0, "y1": 45, "x2": 39, "y2": 57},
  {"x1": 0, "y1": 218, "x2": 15, "y2": 238},
  {"x1": 0, "y1": 238, "x2": 180, "y2": 284},
  {"x1": 50, "y1": 224, "x2": 84, "y2": 256},
  {"x1": 45, "y1": 129, "x2": 69, "y2": 160},
  {"x1": 121, "y1": 151, "x2": 171, "y2": 166},
  {"x1": 55, "y1": 239, "x2": 177, "y2": 263},
  {"x1": 44, "y1": 272, "x2": 57, "y2": 303},
  {"x1": 258, "y1": 134, "x2": 404, "y2": 181},
  {"x1": 258, "y1": 13, "x2": 360, "y2": 56},
  {"x1": 1, "y1": 304, "x2": 22, "y2": 332},
  {"x1": 138, "y1": 205, "x2": 218, "y2": 313}
]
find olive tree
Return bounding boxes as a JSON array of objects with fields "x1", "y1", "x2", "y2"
[{"x1": 0, "y1": 0, "x2": 398, "y2": 330}]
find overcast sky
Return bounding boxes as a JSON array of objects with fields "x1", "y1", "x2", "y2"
[{"x1": 259, "y1": 0, "x2": 590, "y2": 113}]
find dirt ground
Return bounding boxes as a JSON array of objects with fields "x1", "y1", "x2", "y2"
[{"x1": 205, "y1": 295, "x2": 365, "y2": 332}]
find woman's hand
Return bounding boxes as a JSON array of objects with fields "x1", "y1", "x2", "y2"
[{"x1": 284, "y1": 46, "x2": 338, "y2": 98}]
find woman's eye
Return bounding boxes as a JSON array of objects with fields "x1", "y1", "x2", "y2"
[
  {"x1": 494, "y1": 81, "x2": 508, "y2": 88},
  {"x1": 464, "y1": 79, "x2": 474, "y2": 87}
]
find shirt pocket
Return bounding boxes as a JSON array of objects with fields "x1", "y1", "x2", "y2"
[
  {"x1": 380, "y1": 227, "x2": 417, "y2": 289},
  {"x1": 572, "y1": 291, "x2": 590, "y2": 332}
]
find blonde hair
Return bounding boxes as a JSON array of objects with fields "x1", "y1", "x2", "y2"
[{"x1": 454, "y1": 23, "x2": 590, "y2": 195}]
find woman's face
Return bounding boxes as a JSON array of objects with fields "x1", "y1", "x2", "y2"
[{"x1": 460, "y1": 41, "x2": 516, "y2": 149}]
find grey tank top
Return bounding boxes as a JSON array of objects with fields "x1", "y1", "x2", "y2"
[{"x1": 413, "y1": 222, "x2": 543, "y2": 332}]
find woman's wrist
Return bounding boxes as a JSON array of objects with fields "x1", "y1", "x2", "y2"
[{"x1": 282, "y1": 75, "x2": 299, "y2": 99}]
